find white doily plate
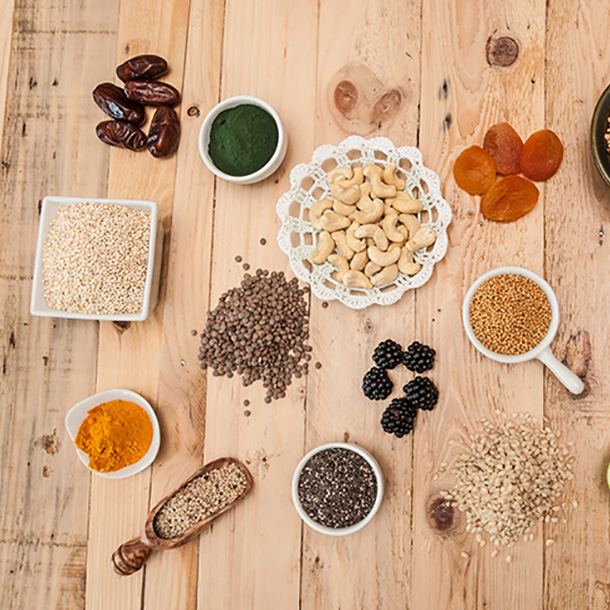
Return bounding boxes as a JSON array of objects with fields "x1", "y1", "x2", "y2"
[{"x1": 276, "y1": 136, "x2": 452, "y2": 309}]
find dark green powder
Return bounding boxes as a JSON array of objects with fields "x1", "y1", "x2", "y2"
[{"x1": 208, "y1": 104, "x2": 279, "y2": 176}]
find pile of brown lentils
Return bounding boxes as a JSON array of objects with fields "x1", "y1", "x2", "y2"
[{"x1": 198, "y1": 269, "x2": 311, "y2": 402}]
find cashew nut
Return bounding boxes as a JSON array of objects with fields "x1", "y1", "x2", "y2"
[
  {"x1": 364, "y1": 261, "x2": 382, "y2": 277},
  {"x1": 356, "y1": 183, "x2": 374, "y2": 211},
  {"x1": 368, "y1": 243, "x2": 401, "y2": 267},
  {"x1": 388, "y1": 191, "x2": 423, "y2": 214},
  {"x1": 342, "y1": 269, "x2": 373, "y2": 288},
  {"x1": 383, "y1": 203, "x2": 395, "y2": 216},
  {"x1": 334, "y1": 166, "x2": 364, "y2": 189},
  {"x1": 353, "y1": 198, "x2": 384, "y2": 224},
  {"x1": 308, "y1": 230, "x2": 334, "y2": 264},
  {"x1": 328, "y1": 253, "x2": 349, "y2": 281},
  {"x1": 363, "y1": 163, "x2": 397, "y2": 199},
  {"x1": 381, "y1": 212, "x2": 405, "y2": 243},
  {"x1": 321, "y1": 210, "x2": 351, "y2": 232},
  {"x1": 406, "y1": 226, "x2": 436, "y2": 252},
  {"x1": 327, "y1": 166, "x2": 352, "y2": 183},
  {"x1": 341, "y1": 269, "x2": 373, "y2": 289},
  {"x1": 398, "y1": 247, "x2": 422, "y2": 275},
  {"x1": 350, "y1": 249, "x2": 368, "y2": 271},
  {"x1": 333, "y1": 200, "x2": 357, "y2": 216},
  {"x1": 371, "y1": 263, "x2": 399, "y2": 287},
  {"x1": 308, "y1": 198, "x2": 333, "y2": 230},
  {"x1": 398, "y1": 213, "x2": 420, "y2": 238},
  {"x1": 330, "y1": 183, "x2": 361, "y2": 205},
  {"x1": 355, "y1": 224, "x2": 389, "y2": 251},
  {"x1": 382, "y1": 163, "x2": 406, "y2": 190},
  {"x1": 346, "y1": 221, "x2": 366, "y2": 253},
  {"x1": 398, "y1": 225, "x2": 409, "y2": 243},
  {"x1": 331, "y1": 230, "x2": 354, "y2": 260}
]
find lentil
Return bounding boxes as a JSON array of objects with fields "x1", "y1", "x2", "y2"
[
  {"x1": 259, "y1": 238, "x2": 267, "y2": 245},
  {"x1": 469, "y1": 274, "x2": 551, "y2": 354},
  {"x1": 298, "y1": 448, "x2": 377, "y2": 529},
  {"x1": 197, "y1": 269, "x2": 310, "y2": 402},
  {"x1": 153, "y1": 462, "x2": 247, "y2": 539},
  {"x1": 447, "y1": 412, "x2": 573, "y2": 547},
  {"x1": 42, "y1": 202, "x2": 150, "y2": 314}
]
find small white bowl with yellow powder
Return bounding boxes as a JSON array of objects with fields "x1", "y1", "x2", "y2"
[{"x1": 65, "y1": 389, "x2": 160, "y2": 479}]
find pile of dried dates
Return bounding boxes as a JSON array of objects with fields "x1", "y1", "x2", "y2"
[
  {"x1": 93, "y1": 54, "x2": 181, "y2": 158},
  {"x1": 453, "y1": 122, "x2": 563, "y2": 222}
]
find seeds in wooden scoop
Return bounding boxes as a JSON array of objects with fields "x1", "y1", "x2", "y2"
[
  {"x1": 445, "y1": 412, "x2": 574, "y2": 548},
  {"x1": 469, "y1": 274, "x2": 552, "y2": 355},
  {"x1": 153, "y1": 462, "x2": 248, "y2": 539}
]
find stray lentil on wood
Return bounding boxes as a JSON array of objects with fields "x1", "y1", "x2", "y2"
[
  {"x1": 298, "y1": 448, "x2": 377, "y2": 529},
  {"x1": 153, "y1": 462, "x2": 248, "y2": 539},
  {"x1": 197, "y1": 269, "x2": 310, "y2": 401},
  {"x1": 469, "y1": 274, "x2": 552, "y2": 354},
  {"x1": 445, "y1": 412, "x2": 574, "y2": 547},
  {"x1": 42, "y1": 202, "x2": 150, "y2": 314}
]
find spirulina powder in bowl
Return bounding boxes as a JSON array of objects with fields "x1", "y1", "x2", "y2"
[
  {"x1": 208, "y1": 104, "x2": 278, "y2": 176},
  {"x1": 298, "y1": 448, "x2": 377, "y2": 529}
]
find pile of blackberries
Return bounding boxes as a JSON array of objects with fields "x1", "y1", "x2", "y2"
[{"x1": 362, "y1": 339, "x2": 438, "y2": 438}]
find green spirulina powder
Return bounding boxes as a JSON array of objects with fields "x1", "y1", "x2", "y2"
[{"x1": 208, "y1": 104, "x2": 279, "y2": 176}]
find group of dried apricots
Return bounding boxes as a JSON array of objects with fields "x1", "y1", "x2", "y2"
[{"x1": 453, "y1": 122, "x2": 563, "y2": 222}]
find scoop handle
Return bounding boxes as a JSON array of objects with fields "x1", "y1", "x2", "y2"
[
  {"x1": 537, "y1": 347, "x2": 585, "y2": 395},
  {"x1": 111, "y1": 536, "x2": 154, "y2": 575}
]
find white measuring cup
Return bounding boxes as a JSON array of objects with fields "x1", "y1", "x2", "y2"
[{"x1": 462, "y1": 266, "x2": 584, "y2": 395}]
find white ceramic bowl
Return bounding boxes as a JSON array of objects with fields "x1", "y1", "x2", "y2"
[
  {"x1": 65, "y1": 388, "x2": 161, "y2": 479},
  {"x1": 462, "y1": 266, "x2": 584, "y2": 394},
  {"x1": 292, "y1": 442, "x2": 384, "y2": 536},
  {"x1": 198, "y1": 94, "x2": 287, "y2": 185},
  {"x1": 30, "y1": 196, "x2": 163, "y2": 321}
]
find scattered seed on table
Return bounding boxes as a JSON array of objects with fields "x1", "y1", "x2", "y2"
[
  {"x1": 235, "y1": 255, "x2": 242, "y2": 263},
  {"x1": 321, "y1": 301, "x2": 329, "y2": 309},
  {"x1": 243, "y1": 399, "x2": 250, "y2": 407},
  {"x1": 297, "y1": 447, "x2": 377, "y2": 529},
  {"x1": 191, "y1": 329, "x2": 198, "y2": 336},
  {"x1": 243, "y1": 410, "x2": 251, "y2": 417},
  {"x1": 242, "y1": 263, "x2": 250, "y2": 271},
  {"x1": 259, "y1": 238, "x2": 266, "y2": 245},
  {"x1": 153, "y1": 462, "x2": 248, "y2": 539},
  {"x1": 315, "y1": 362, "x2": 322, "y2": 369}
]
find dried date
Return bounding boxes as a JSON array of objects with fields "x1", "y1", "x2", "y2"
[
  {"x1": 147, "y1": 106, "x2": 180, "y2": 158},
  {"x1": 124, "y1": 80, "x2": 181, "y2": 106},
  {"x1": 96, "y1": 120, "x2": 147, "y2": 151},
  {"x1": 92, "y1": 83, "x2": 146, "y2": 125},
  {"x1": 116, "y1": 54, "x2": 168, "y2": 82}
]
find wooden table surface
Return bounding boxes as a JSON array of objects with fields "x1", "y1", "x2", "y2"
[{"x1": 2, "y1": 0, "x2": 610, "y2": 608}]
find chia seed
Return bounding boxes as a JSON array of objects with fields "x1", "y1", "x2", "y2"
[{"x1": 297, "y1": 447, "x2": 377, "y2": 529}]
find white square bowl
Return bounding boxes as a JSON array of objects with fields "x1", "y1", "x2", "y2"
[
  {"x1": 65, "y1": 388, "x2": 161, "y2": 479},
  {"x1": 30, "y1": 196, "x2": 163, "y2": 321}
]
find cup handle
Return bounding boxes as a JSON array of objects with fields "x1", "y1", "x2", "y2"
[{"x1": 537, "y1": 347, "x2": 585, "y2": 395}]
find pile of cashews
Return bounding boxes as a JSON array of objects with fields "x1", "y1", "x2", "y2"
[{"x1": 307, "y1": 162, "x2": 437, "y2": 289}]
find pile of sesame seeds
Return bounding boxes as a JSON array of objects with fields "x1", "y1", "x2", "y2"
[
  {"x1": 469, "y1": 274, "x2": 552, "y2": 355},
  {"x1": 42, "y1": 202, "x2": 150, "y2": 314},
  {"x1": 444, "y1": 412, "x2": 574, "y2": 551},
  {"x1": 153, "y1": 462, "x2": 248, "y2": 539}
]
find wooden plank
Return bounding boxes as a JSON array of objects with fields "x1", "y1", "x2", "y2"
[
  {"x1": 0, "y1": 0, "x2": 15, "y2": 146},
  {"x1": 83, "y1": 1, "x2": 191, "y2": 609},
  {"x1": 140, "y1": 1, "x2": 224, "y2": 608},
  {"x1": 0, "y1": 1, "x2": 119, "y2": 607},
  {"x1": 412, "y1": 2, "x2": 547, "y2": 608},
  {"x1": 196, "y1": 0, "x2": 317, "y2": 608},
  {"x1": 544, "y1": 2, "x2": 610, "y2": 609},
  {"x1": 301, "y1": 2, "x2": 421, "y2": 609}
]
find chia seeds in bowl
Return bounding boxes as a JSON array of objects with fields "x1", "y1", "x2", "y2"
[{"x1": 292, "y1": 443, "x2": 383, "y2": 535}]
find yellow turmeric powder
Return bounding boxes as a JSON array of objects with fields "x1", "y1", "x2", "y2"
[{"x1": 75, "y1": 399, "x2": 153, "y2": 473}]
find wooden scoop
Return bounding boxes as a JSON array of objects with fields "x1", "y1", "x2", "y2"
[{"x1": 111, "y1": 457, "x2": 253, "y2": 575}]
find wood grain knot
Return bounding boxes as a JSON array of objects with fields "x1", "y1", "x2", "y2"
[
  {"x1": 334, "y1": 80, "x2": 359, "y2": 116},
  {"x1": 187, "y1": 105, "x2": 200, "y2": 118},
  {"x1": 486, "y1": 36, "x2": 519, "y2": 67},
  {"x1": 372, "y1": 89, "x2": 402, "y2": 127},
  {"x1": 426, "y1": 494, "x2": 459, "y2": 536},
  {"x1": 112, "y1": 320, "x2": 132, "y2": 334},
  {"x1": 562, "y1": 329, "x2": 592, "y2": 380}
]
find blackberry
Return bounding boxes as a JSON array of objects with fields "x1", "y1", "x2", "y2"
[
  {"x1": 403, "y1": 376, "x2": 439, "y2": 411},
  {"x1": 372, "y1": 339, "x2": 404, "y2": 370},
  {"x1": 403, "y1": 341, "x2": 436, "y2": 373},
  {"x1": 362, "y1": 367, "x2": 393, "y2": 400},
  {"x1": 380, "y1": 398, "x2": 418, "y2": 438}
]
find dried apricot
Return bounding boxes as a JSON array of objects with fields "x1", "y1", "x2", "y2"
[
  {"x1": 453, "y1": 145, "x2": 496, "y2": 195},
  {"x1": 483, "y1": 122, "x2": 523, "y2": 175},
  {"x1": 520, "y1": 129, "x2": 563, "y2": 181},
  {"x1": 480, "y1": 175, "x2": 539, "y2": 222}
]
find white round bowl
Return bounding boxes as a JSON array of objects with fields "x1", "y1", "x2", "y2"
[
  {"x1": 198, "y1": 95, "x2": 287, "y2": 185},
  {"x1": 292, "y1": 442, "x2": 384, "y2": 536},
  {"x1": 65, "y1": 388, "x2": 161, "y2": 479}
]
